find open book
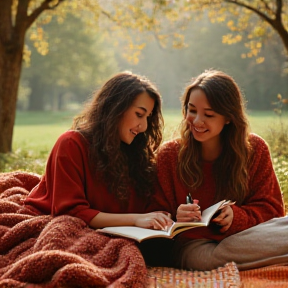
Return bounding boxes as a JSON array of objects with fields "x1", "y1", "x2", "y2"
[{"x1": 98, "y1": 200, "x2": 235, "y2": 243}]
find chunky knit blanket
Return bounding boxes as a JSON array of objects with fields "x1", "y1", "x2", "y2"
[
  {"x1": 0, "y1": 172, "x2": 147, "y2": 288},
  {"x1": 2, "y1": 171, "x2": 287, "y2": 288}
]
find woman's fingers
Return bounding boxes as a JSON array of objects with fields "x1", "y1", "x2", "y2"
[
  {"x1": 152, "y1": 219, "x2": 165, "y2": 230},
  {"x1": 150, "y1": 212, "x2": 173, "y2": 230},
  {"x1": 212, "y1": 206, "x2": 234, "y2": 232},
  {"x1": 177, "y1": 211, "x2": 201, "y2": 222},
  {"x1": 177, "y1": 204, "x2": 202, "y2": 222},
  {"x1": 178, "y1": 203, "x2": 200, "y2": 211}
]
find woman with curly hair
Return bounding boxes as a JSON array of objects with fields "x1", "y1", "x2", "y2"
[
  {"x1": 24, "y1": 71, "x2": 172, "y2": 230},
  {"x1": 156, "y1": 69, "x2": 285, "y2": 270}
]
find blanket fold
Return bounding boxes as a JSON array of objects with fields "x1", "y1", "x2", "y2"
[{"x1": 0, "y1": 171, "x2": 148, "y2": 288}]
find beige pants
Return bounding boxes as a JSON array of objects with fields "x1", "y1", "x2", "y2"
[{"x1": 173, "y1": 216, "x2": 288, "y2": 271}]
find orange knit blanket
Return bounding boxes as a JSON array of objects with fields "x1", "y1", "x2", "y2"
[
  {"x1": 0, "y1": 172, "x2": 147, "y2": 288},
  {"x1": 240, "y1": 265, "x2": 288, "y2": 288},
  {"x1": 2, "y1": 172, "x2": 287, "y2": 288}
]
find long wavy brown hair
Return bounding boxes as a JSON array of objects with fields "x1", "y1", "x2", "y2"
[
  {"x1": 178, "y1": 69, "x2": 252, "y2": 204},
  {"x1": 72, "y1": 71, "x2": 164, "y2": 203}
]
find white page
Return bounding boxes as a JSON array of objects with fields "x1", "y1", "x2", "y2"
[{"x1": 101, "y1": 226, "x2": 170, "y2": 241}]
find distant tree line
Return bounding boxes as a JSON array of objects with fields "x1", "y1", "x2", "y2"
[
  {"x1": 19, "y1": 15, "x2": 288, "y2": 111},
  {"x1": 19, "y1": 15, "x2": 118, "y2": 111}
]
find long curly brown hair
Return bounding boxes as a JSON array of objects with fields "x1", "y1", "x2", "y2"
[
  {"x1": 178, "y1": 69, "x2": 252, "y2": 204},
  {"x1": 72, "y1": 71, "x2": 164, "y2": 203}
]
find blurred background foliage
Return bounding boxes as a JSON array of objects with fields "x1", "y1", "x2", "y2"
[{"x1": 18, "y1": 5, "x2": 288, "y2": 112}]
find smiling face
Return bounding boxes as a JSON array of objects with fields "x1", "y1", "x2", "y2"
[
  {"x1": 186, "y1": 88, "x2": 228, "y2": 148},
  {"x1": 118, "y1": 91, "x2": 155, "y2": 144}
]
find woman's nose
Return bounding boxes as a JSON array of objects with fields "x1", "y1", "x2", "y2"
[
  {"x1": 193, "y1": 115, "x2": 205, "y2": 126},
  {"x1": 139, "y1": 119, "x2": 148, "y2": 132}
]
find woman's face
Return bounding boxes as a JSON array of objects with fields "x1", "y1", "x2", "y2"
[
  {"x1": 186, "y1": 88, "x2": 228, "y2": 147},
  {"x1": 119, "y1": 91, "x2": 155, "y2": 144}
]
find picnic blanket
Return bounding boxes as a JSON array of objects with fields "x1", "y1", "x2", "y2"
[
  {"x1": 240, "y1": 264, "x2": 288, "y2": 288},
  {"x1": 0, "y1": 171, "x2": 147, "y2": 288},
  {"x1": 1, "y1": 171, "x2": 288, "y2": 288},
  {"x1": 146, "y1": 263, "x2": 288, "y2": 287}
]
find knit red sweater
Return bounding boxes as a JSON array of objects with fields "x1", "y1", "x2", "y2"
[
  {"x1": 24, "y1": 130, "x2": 151, "y2": 224},
  {"x1": 155, "y1": 133, "x2": 285, "y2": 242}
]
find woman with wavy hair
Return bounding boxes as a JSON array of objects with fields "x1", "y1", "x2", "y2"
[
  {"x1": 25, "y1": 71, "x2": 172, "y2": 230},
  {"x1": 156, "y1": 69, "x2": 285, "y2": 270}
]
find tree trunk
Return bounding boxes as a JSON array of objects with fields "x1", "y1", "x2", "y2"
[
  {"x1": 0, "y1": 0, "x2": 59, "y2": 153},
  {"x1": 0, "y1": 43, "x2": 23, "y2": 153},
  {"x1": 58, "y1": 93, "x2": 65, "y2": 110},
  {"x1": 28, "y1": 75, "x2": 45, "y2": 111}
]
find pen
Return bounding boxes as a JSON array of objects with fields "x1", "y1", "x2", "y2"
[{"x1": 186, "y1": 193, "x2": 193, "y2": 204}]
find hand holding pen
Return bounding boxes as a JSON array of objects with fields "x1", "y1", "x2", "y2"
[
  {"x1": 186, "y1": 193, "x2": 193, "y2": 205},
  {"x1": 176, "y1": 193, "x2": 201, "y2": 222}
]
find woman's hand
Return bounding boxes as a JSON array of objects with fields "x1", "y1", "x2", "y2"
[
  {"x1": 176, "y1": 203, "x2": 201, "y2": 222},
  {"x1": 134, "y1": 211, "x2": 173, "y2": 231},
  {"x1": 212, "y1": 205, "x2": 234, "y2": 232}
]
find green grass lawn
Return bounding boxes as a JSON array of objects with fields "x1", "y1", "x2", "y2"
[
  {"x1": 13, "y1": 109, "x2": 287, "y2": 153},
  {"x1": 13, "y1": 111, "x2": 76, "y2": 152},
  {"x1": 247, "y1": 110, "x2": 288, "y2": 137}
]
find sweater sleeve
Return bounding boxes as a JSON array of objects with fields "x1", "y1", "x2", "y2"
[
  {"x1": 225, "y1": 134, "x2": 285, "y2": 236},
  {"x1": 147, "y1": 140, "x2": 180, "y2": 219},
  {"x1": 45, "y1": 132, "x2": 99, "y2": 224}
]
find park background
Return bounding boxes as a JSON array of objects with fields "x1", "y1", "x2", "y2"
[{"x1": 0, "y1": 1, "x2": 287, "y2": 208}]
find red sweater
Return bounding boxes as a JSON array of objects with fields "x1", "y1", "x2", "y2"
[
  {"x1": 24, "y1": 130, "x2": 150, "y2": 224},
  {"x1": 155, "y1": 133, "x2": 285, "y2": 242}
]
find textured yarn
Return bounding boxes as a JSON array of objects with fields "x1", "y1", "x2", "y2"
[{"x1": 0, "y1": 171, "x2": 148, "y2": 288}]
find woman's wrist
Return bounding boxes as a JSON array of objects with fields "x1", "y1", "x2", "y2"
[{"x1": 90, "y1": 212, "x2": 139, "y2": 228}]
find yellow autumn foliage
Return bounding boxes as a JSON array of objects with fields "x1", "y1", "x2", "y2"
[{"x1": 11, "y1": 0, "x2": 287, "y2": 65}]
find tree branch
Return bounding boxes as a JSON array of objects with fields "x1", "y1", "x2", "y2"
[
  {"x1": 225, "y1": 0, "x2": 288, "y2": 51},
  {"x1": 275, "y1": 0, "x2": 283, "y2": 21},
  {"x1": 26, "y1": 0, "x2": 66, "y2": 29},
  {"x1": 224, "y1": 0, "x2": 274, "y2": 26},
  {"x1": 226, "y1": 0, "x2": 287, "y2": 32},
  {"x1": 259, "y1": 0, "x2": 274, "y2": 15},
  {"x1": 101, "y1": 9, "x2": 117, "y2": 24}
]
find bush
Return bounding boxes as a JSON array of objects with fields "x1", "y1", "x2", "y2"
[
  {"x1": 0, "y1": 148, "x2": 47, "y2": 174},
  {"x1": 264, "y1": 124, "x2": 288, "y2": 211}
]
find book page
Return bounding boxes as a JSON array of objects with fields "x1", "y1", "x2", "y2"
[
  {"x1": 167, "y1": 221, "x2": 206, "y2": 237},
  {"x1": 201, "y1": 200, "x2": 235, "y2": 225},
  {"x1": 169, "y1": 220, "x2": 206, "y2": 233},
  {"x1": 99, "y1": 200, "x2": 235, "y2": 241},
  {"x1": 100, "y1": 226, "x2": 171, "y2": 242}
]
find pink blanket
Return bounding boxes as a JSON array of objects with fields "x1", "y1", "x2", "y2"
[{"x1": 0, "y1": 172, "x2": 148, "y2": 288}]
